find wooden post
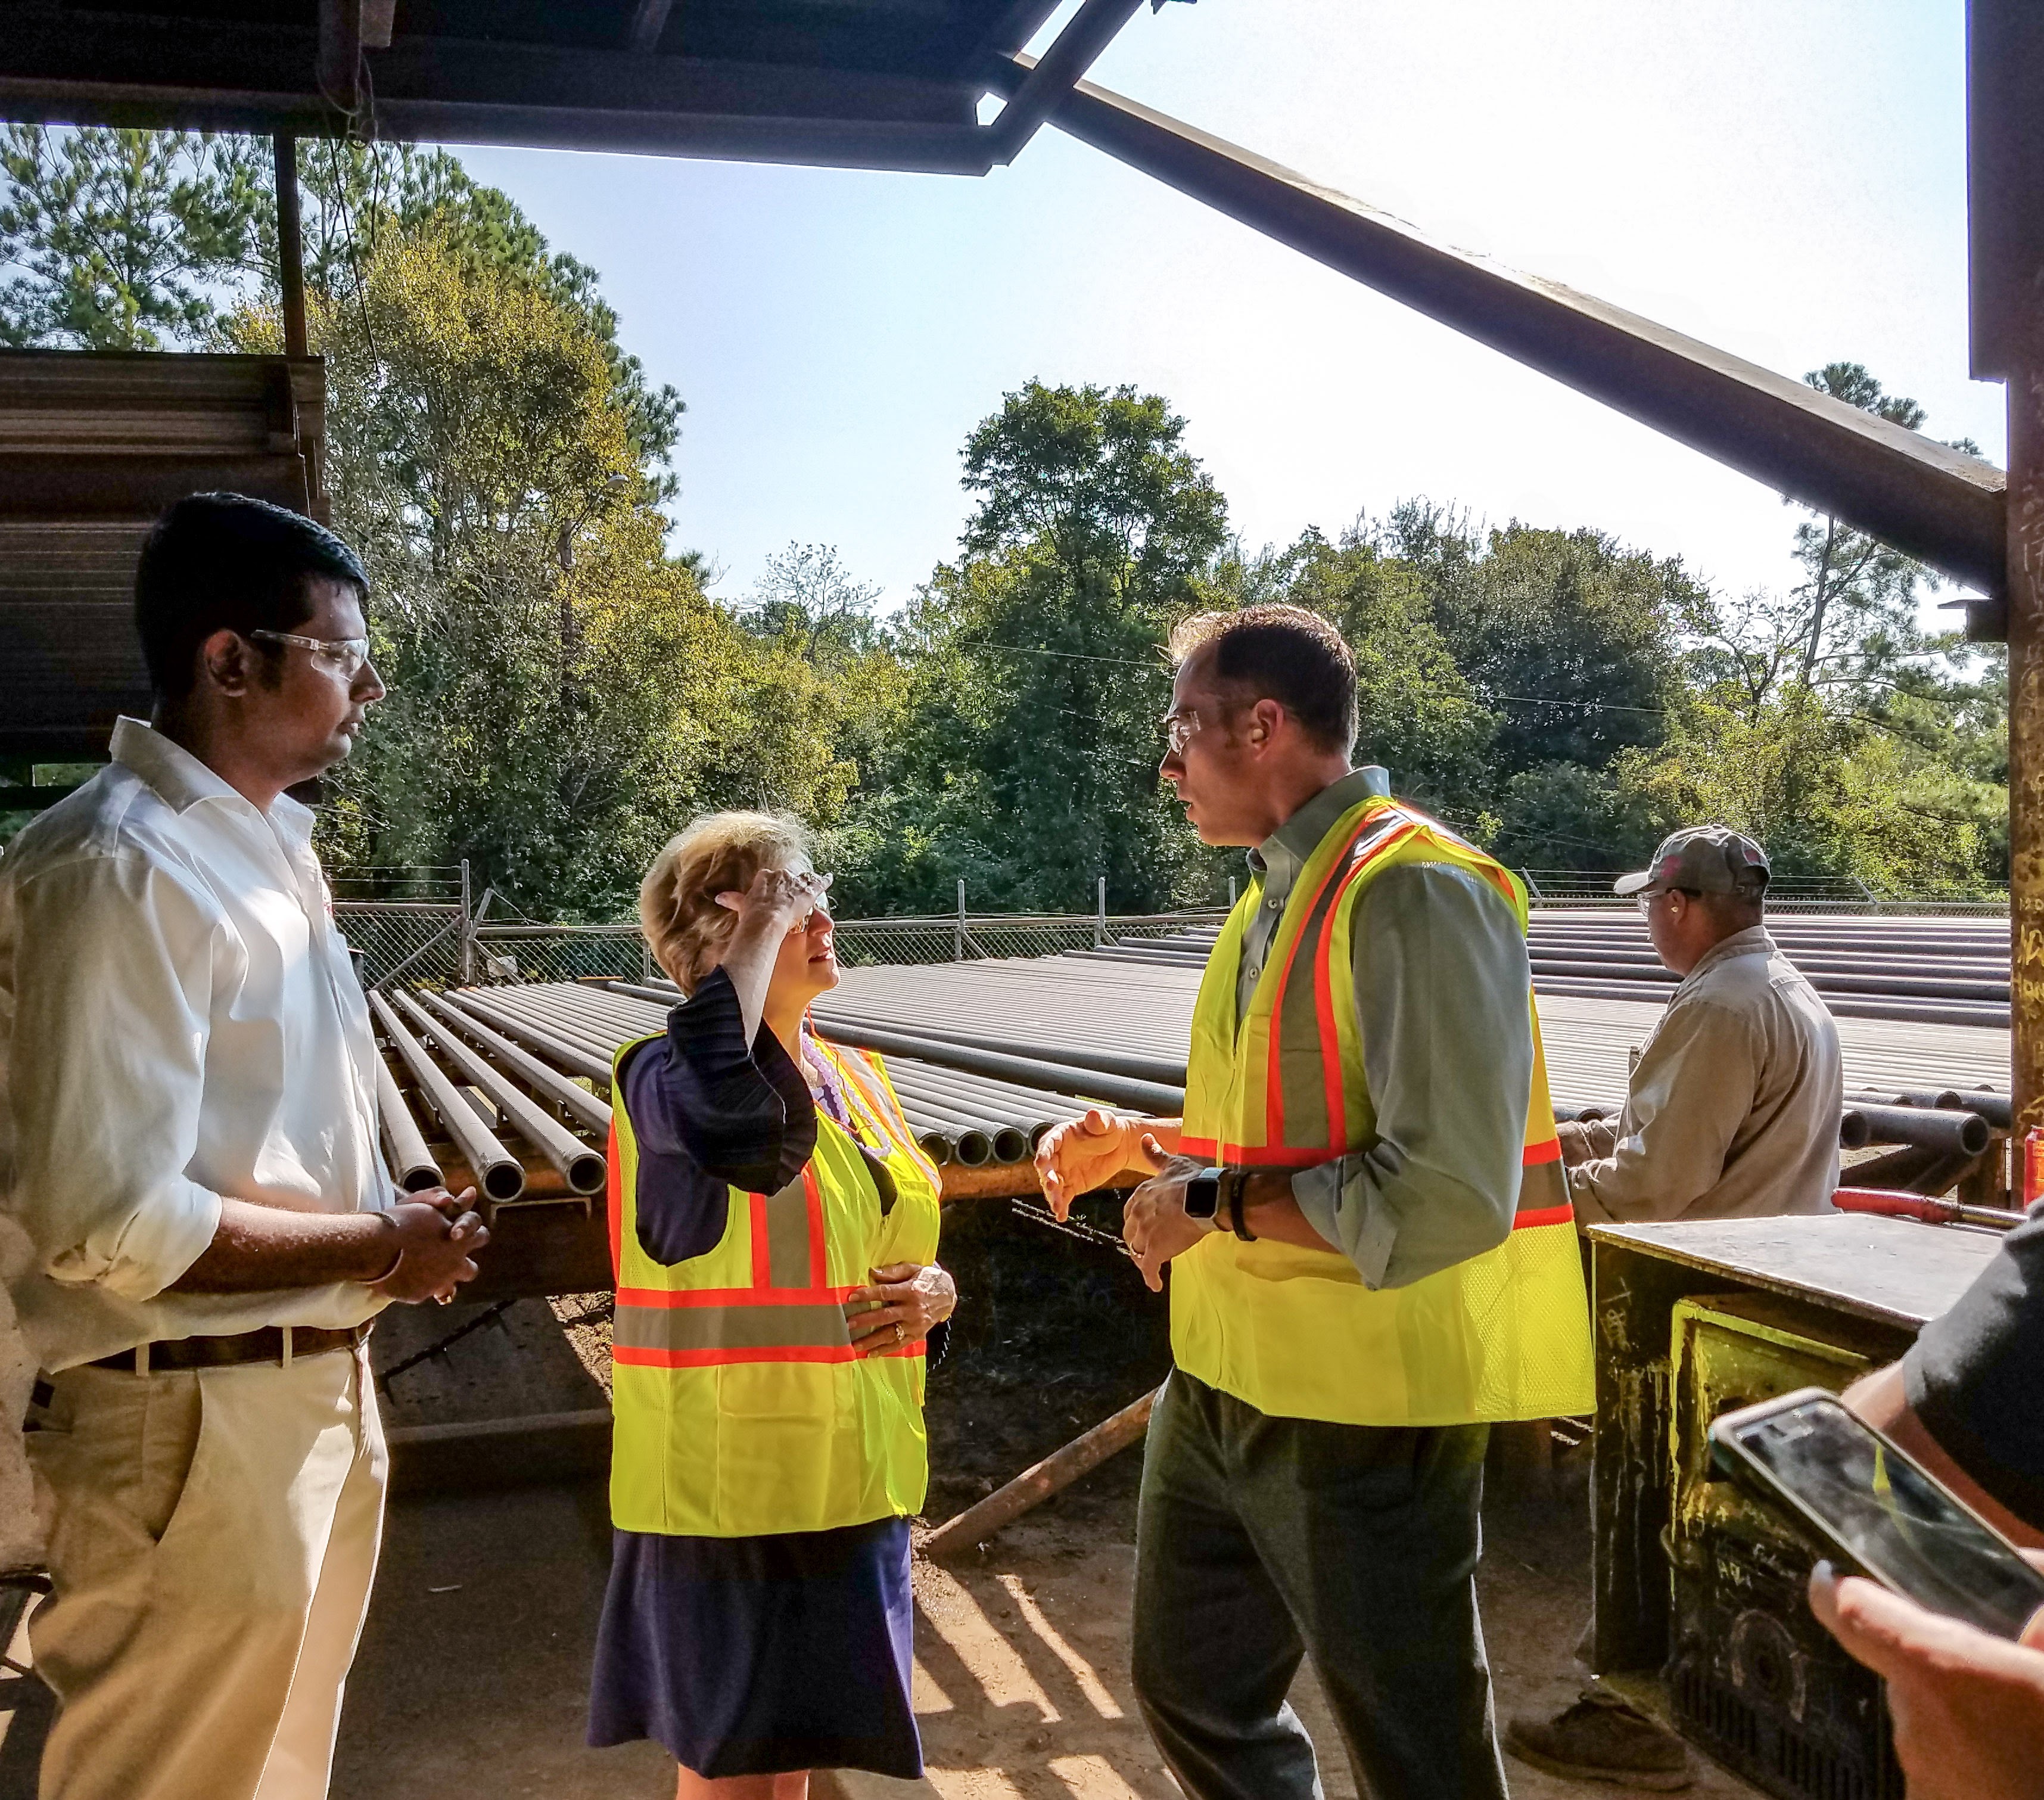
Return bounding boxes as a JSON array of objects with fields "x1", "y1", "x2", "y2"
[
  {"x1": 273, "y1": 134, "x2": 309, "y2": 360},
  {"x1": 921, "y1": 1386, "x2": 1159, "y2": 1560}
]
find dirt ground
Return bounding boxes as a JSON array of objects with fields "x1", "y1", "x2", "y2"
[{"x1": 2, "y1": 1199, "x2": 1765, "y2": 1799}]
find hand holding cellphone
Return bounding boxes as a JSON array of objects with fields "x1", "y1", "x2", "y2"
[{"x1": 1709, "y1": 1387, "x2": 2044, "y2": 1641}]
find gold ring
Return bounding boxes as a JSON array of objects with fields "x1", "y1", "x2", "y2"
[{"x1": 894, "y1": 1323, "x2": 906, "y2": 1343}]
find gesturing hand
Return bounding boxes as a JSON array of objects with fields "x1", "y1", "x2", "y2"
[
  {"x1": 1123, "y1": 1155, "x2": 1218, "y2": 1294},
  {"x1": 845, "y1": 1262, "x2": 957, "y2": 1356},
  {"x1": 1034, "y1": 1109, "x2": 1166, "y2": 1220},
  {"x1": 369, "y1": 1189, "x2": 489, "y2": 1304}
]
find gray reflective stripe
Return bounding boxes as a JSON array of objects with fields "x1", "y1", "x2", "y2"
[
  {"x1": 1517, "y1": 1155, "x2": 1567, "y2": 1215},
  {"x1": 614, "y1": 1299, "x2": 852, "y2": 1354},
  {"x1": 762, "y1": 1174, "x2": 814, "y2": 1289}
]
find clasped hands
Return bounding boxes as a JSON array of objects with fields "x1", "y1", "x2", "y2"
[
  {"x1": 1034, "y1": 1109, "x2": 1214, "y2": 1294},
  {"x1": 845, "y1": 1262, "x2": 957, "y2": 1356},
  {"x1": 371, "y1": 1186, "x2": 490, "y2": 1304}
]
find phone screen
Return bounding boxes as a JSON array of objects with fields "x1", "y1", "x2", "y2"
[{"x1": 1722, "y1": 1394, "x2": 2044, "y2": 1640}]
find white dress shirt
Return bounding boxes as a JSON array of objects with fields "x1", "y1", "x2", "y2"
[{"x1": 1, "y1": 718, "x2": 395, "y2": 1371}]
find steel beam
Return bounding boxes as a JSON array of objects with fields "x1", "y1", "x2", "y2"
[
  {"x1": 272, "y1": 136, "x2": 307, "y2": 360},
  {"x1": 1975, "y1": 0, "x2": 2044, "y2": 1128},
  {"x1": 0, "y1": 11, "x2": 991, "y2": 174},
  {"x1": 984, "y1": 0, "x2": 1145, "y2": 164},
  {"x1": 992, "y1": 57, "x2": 2008, "y2": 597},
  {"x1": 2006, "y1": 319, "x2": 2044, "y2": 1129}
]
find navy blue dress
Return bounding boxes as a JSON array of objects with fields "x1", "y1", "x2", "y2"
[{"x1": 586, "y1": 972, "x2": 925, "y2": 1780}]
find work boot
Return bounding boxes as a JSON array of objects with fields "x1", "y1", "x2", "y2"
[{"x1": 1506, "y1": 1687, "x2": 1691, "y2": 1790}]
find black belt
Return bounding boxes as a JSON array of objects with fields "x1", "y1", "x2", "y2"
[{"x1": 88, "y1": 1321, "x2": 374, "y2": 1375}]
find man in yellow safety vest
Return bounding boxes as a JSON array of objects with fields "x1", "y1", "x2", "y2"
[{"x1": 1036, "y1": 604, "x2": 1594, "y2": 1800}]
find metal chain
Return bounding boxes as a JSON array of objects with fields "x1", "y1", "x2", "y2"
[{"x1": 1009, "y1": 1198, "x2": 1134, "y2": 1258}]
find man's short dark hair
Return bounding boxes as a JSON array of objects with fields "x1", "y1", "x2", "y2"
[
  {"x1": 1168, "y1": 604, "x2": 1358, "y2": 753},
  {"x1": 135, "y1": 492, "x2": 369, "y2": 699}
]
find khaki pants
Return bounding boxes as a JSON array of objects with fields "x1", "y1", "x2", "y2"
[{"x1": 27, "y1": 1344, "x2": 387, "y2": 1800}]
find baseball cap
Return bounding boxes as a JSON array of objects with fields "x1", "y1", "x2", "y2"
[{"x1": 1613, "y1": 826, "x2": 1771, "y2": 898}]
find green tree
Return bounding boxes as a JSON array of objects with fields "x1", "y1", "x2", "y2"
[
  {"x1": 840, "y1": 381, "x2": 1229, "y2": 915},
  {"x1": 293, "y1": 228, "x2": 843, "y2": 915},
  {"x1": 1610, "y1": 690, "x2": 1995, "y2": 896},
  {"x1": 1383, "y1": 505, "x2": 1693, "y2": 777},
  {"x1": 0, "y1": 125, "x2": 267, "y2": 347}
]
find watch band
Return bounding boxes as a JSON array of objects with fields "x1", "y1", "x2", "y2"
[{"x1": 1225, "y1": 1170, "x2": 1258, "y2": 1242}]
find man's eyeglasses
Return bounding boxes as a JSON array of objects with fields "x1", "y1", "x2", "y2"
[
  {"x1": 249, "y1": 630, "x2": 373, "y2": 680},
  {"x1": 1162, "y1": 710, "x2": 1203, "y2": 757},
  {"x1": 1635, "y1": 885, "x2": 1702, "y2": 918}
]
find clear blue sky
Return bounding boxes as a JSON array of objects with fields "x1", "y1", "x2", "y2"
[{"x1": 453, "y1": 0, "x2": 1999, "y2": 614}]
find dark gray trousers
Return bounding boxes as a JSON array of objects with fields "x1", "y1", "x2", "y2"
[{"x1": 1131, "y1": 1370, "x2": 1507, "y2": 1800}]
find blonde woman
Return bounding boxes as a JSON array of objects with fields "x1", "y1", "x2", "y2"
[{"x1": 587, "y1": 812, "x2": 955, "y2": 1799}]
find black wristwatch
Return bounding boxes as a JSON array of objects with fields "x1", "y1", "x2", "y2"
[{"x1": 1183, "y1": 1167, "x2": 1225, "y2": 1221}]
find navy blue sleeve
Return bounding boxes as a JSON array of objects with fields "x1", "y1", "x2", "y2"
[
  {"x1": 1904, "y1": 1203, "x2": 2044, "y2": 1531},
  {"x1": 621, "y1": 968, "x2": 818, "y2": 1266}
]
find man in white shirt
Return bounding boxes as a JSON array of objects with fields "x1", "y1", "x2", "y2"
[{"x1": 1, "y1": 492, "x2": 488, "y2": 1800}]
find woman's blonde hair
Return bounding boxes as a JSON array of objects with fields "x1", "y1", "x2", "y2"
[{"x1": 639, "y1": 810, "x2": 813, "y2": 993}]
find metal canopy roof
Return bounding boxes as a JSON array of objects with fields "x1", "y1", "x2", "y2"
[{"x1": 0, "y1": 0, "x2": 1149, "y2": 172}]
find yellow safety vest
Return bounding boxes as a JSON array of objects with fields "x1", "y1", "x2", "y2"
[
  {"x1": 606, "y1": 1031, "x2": 942, "y2": 1536},
  {"x1": 1176, "y1": 792, "x2": 1595, "y2": 1426}
]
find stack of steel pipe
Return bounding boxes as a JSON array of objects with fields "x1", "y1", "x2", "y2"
[
  {"x1": 369, "y1": 986, "x2": 616, "y2": 1202},
  {"x1": 1066, "y1": 912, "x2": 2012, "y2": 1030}
]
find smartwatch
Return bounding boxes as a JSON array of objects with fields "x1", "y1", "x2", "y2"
[{"x1": 1183, "y1": 1167, "x2": 1225, "y2": 1221}]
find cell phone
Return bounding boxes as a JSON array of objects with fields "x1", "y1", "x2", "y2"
[{"x1": 1709, "y1": 1386, "x2": 2044, "y2": 1640}]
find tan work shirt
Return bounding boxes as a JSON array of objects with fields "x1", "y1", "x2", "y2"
[{"x1": 1564, "y1": 924, "x2": 1840, "y2": 1223}]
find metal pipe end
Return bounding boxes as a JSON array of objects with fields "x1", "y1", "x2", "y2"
[
  {"x1": 567, "y1": 1151, "x2": 608, "y2": 1196},
  {"x1": 1839, "y1": 1110, "x2": 1872, "y2": 1151},
  {"x1": 483, "y1": 1161, "x2": 527, "y2": 1202},
  {"x1": 918, "y1": 1131, "x2": 956, "y2": 1166},
  {"x1": 399, "y1": 1165, "x2": 443, "y2": 1193},
  {"x1": 990, "y1": 1126, "x2": 1031, "y2": 1164},
  {"x1": 953, "y1": 1130, "x2": 993, "y2": 1167},
  {"x1": 1956, "y1": 1112, "x2": 1992, "y2": 1157}
]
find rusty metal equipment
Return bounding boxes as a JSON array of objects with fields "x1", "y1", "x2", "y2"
[
  {"x1": 1589, "y1": 1217, "x2": 2009, "y2": 1800},
  {"x1": 1663, "y1": 1295, "x2": 1897, "y2": 1800}
]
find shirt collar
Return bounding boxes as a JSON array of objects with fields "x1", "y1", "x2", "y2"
[
  {"x1": 1247, "y1": 766, "x2": 1392, "y2": 884},
  {"x1": 1681, "y1": 922, "x2": 1777, "y2": 986},
  {"x1": 110, "y1": 715, "x2": 315, "y2": 840}
]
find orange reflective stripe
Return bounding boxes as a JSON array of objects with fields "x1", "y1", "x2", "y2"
[
  {"x1": 606, "y1": 1115, "x2": 623, "y2": 1285},
  {"x1": 618, "y1": 1285, "x2": 858, "y2": 1307},
  {"x1": 817, "y1": 1037, "x2": 945, "y2": 1193},
  {"x1": 749, "y1": 1192, "x2": 772, "y2": 1288},
  {"x1": 615, "y1": 1341, "x2": 926, "y2": 1369},
  {"x1": 1264, "y1": 808, "x2": 1398, "y2": 1150},
  {"x1": 1309, "y1": 814, "x2": 1424, "y2": 1151},
  {"x1": 1514, "y1": 1135, "x2": 1570, "y2": 1227}
]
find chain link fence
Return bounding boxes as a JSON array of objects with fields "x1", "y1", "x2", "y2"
[
  {"x1": 334, "y1": 900, "x2": 466, "y2": 987},
  {"x1": 1519, "y1": 869, "x2": 2009, "y2": 916},
  {"x1": 329, "y1": 877, "x2": 1232, "y2": 988},
  {"x1": 469, "y1": 922, "x2": 654, "y2": 984}
]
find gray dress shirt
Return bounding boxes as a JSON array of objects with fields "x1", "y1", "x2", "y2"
[{"x1": 1234, "y1": 770, "x2": 1535, "y2": 1291}]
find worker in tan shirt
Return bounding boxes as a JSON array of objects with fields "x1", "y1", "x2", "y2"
[
  {"x1": 1508, "y1": 825, "x2": 1841, "y2": 1792},
  {"x1": 1559, "y1": 825, "x2": 1841, "y2": 1225}
]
